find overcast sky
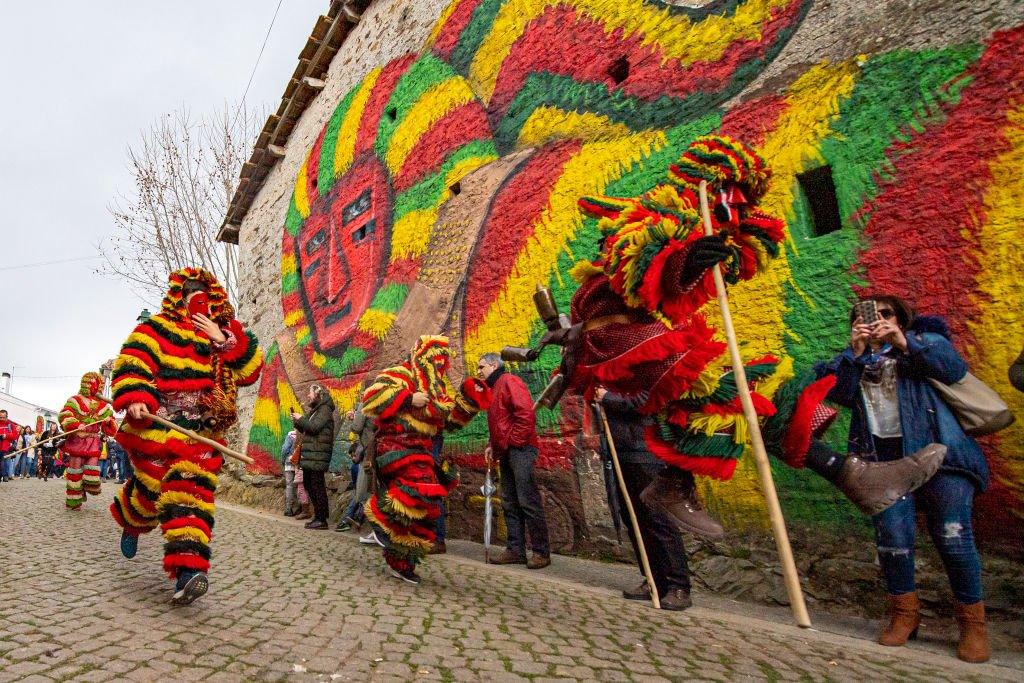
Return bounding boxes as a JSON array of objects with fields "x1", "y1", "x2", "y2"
[{"x1": 0, "y1": 1, "x2": 325, "y2": 411}]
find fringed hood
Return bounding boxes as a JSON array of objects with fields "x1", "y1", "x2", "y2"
[
  {"x1": 160, "y1": 267, "x2": 234, "y2": 324},
  {"x1": 79, "y1": 371, "x2": 103, "y2": 398}
]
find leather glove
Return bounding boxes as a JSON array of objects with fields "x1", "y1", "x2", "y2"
[{"x1": 681, "y1": 235, "x2": 732, "y2": 284}]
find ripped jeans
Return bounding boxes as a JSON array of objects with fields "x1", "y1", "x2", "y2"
[{"x1": 872, "y1": 469, "x2": 983, "y2": 604}]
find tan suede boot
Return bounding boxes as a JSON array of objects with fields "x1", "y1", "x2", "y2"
[
  {"x1": 878, "y1": 592, "x2": 921, "y2": 646},
  {"x1": 954, "y1": 601, "x2": 990, "y2": 663}
]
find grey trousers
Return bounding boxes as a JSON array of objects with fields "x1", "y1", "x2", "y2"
[{"x1": 284, "y1": 468, "x2": 298, "y2": 513}]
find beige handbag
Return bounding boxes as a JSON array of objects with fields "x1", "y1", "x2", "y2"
[{"x1": 929, "y1": 373, "x2": 1014, "y2": 436}]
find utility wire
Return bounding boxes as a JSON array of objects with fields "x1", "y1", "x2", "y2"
[
  {"x1": 232, "y1": 0, "x2": 286, "y2": 126},
  {"x1": 0, "y1": 255, "x2": 102, "y2": 272}
]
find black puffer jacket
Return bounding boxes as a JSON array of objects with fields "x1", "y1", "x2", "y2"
[{"x1": 295, "y1": 392, "x2": 335, "y2": 472}]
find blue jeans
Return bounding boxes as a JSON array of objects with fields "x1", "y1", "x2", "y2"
[
  {"x1": 873, "y1": 471, "x2": 983, "y2": 604},
  {"x1": 99, "y1": 459, "x2": 110, "y2": 479},
  {"x1": 2, "y1": 454, "x2": 14, "y2": 479},
  {"x1": 499, "y1": 446, "x2": 550, "y2": 557},
  {"x1": 15, "y1": 453, "x2": 30, "y2": 477}
]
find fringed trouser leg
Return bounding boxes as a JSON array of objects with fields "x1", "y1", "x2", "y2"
[
  {"x1": 364, "y1": 442, "x2": 447, "y2": 572},
  {"x1": 65, "y1": 456, "x2": 84, "y2": 509},
  {"x1": 157, "y1": 455, "x2": 222, "y2": 579},
  {"x1": 110, "y1": 455, "x2": 167, "y2": 535},
  {"x1": 82, "y1": 456, "x2": 102, "y2": 496}
]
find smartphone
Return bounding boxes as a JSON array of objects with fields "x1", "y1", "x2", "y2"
[
  {"x1": 853, "y1": 300, "x2": 878, "y2": 325},
  {"x1": 187, "y1": 292, "x2": 210, "y2": 318}
]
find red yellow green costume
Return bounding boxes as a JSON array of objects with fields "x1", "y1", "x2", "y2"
[
  {"x1": 362, "y1": 336, "x2": 491, "y2": 574},
  {"x1": 109, "y1": 268, "x2": 262, "y2": 579},
  {"x1": 573, "y1": 135, "x2": 836, "y2": 480},
  {"x1": 58, "y1": 372, "x2": 117, "y2": 508}
]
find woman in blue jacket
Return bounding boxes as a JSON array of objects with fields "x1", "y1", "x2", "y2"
[{"x1": 820, "y1": 295, "x2": 989, "y2": 662}]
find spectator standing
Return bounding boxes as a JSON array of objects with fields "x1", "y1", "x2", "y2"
[
  {"x1": 15, "y1": 426, "x2": 35, "y2": 478},
  {"x1": 820, "y1": 295, "x2": 990, "y2": 663},
  {"x1": 281, "y1": 429, "x2": 299, "y2": 516},
  {"x1": 337, "y1": 404, "x2": 375, "y2": 532},
  {"x1": 37, "y1": 424, "x2": 62, "y2": 481},
  {"x1": 478, "y1": 353, "x2": 551, "y2": 569},
  {"x1": 291, "y1": 384, "x2": 335, "y2": 530},
  {"x1": 0, "y1": 410, "x2": 19, "y2": 482}
]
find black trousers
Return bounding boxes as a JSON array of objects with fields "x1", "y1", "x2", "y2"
[
  {"x1": 302, "y1": 467, "x2": 330, "y2": 523},
  {"x1": 499, "y1": 446, "x2": 550, "y2": 556},
  {"x1": 618, "y1": 461, "x2": 692, "y2": 594}
]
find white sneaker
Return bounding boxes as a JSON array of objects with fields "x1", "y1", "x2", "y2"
[{"x1": 359, "y1": 530, "x2": 384, "y2": 547}]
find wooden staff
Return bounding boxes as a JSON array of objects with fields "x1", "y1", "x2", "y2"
[
  {"x1": 2, "y1": 424, "x2": 94, "y2": 460},
  {"x1": 594, "y1": 402, "x2": 661, "y2": 610},
  {"x1": 141, "y1": 410, "x2": 254, "y2": 465},
  {"x1": 698, "y1": 180, "x2": 810, "y2": 628}
]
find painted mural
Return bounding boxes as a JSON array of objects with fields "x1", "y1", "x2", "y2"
[{"x1": 247, "y1": 0, "x2": 1024, "y2": 553}]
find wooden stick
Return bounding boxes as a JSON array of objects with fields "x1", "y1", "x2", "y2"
[
  {"x1": 2, "y1": 425, "x2": 94, "y2": 459},
  {"x1": 594, "y1": 402, "x2": 661, "y2": 610},
  {"x1": 698, "y1": 180, "x2": 810, "y2": 628},
  {"x1": 142, "y1": 410, "x2": 254, "y2": 465}
]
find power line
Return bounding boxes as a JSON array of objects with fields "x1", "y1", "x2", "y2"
[
  {"x1": 0, "y1": 255, "x2": 103, "y2": 272},
  {"x1": 232, "y1": 0, "x2": 286, "y2": 126}
]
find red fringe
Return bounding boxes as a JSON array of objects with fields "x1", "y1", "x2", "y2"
[
  {"x1": 780, "y1": 375, "x2": 837, "y2": 467},
  {"x1": 161, "y1": 479, "x2": 215, "y2": 503},
  {"x1": 644, "y1": 426, "x2": 739, "y2": 480},
  {"x1": 160, "y1": 516, "x2": 213, "y2": 538},
  {"x1": 163, "y1": 553, "x2": 209, "y2": 578}
]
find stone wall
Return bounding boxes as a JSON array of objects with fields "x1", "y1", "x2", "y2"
[{"x1": 234, "y1": 0, "x2": 1024, "y2": 559}]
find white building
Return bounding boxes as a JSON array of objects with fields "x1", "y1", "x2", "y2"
[{"x1": 0, "y1": 390, "x2": 59, "y2": 431}]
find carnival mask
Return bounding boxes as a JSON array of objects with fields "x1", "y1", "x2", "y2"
[{"x1": 294, "y1": 156, "x2": 391, "y2": 354}]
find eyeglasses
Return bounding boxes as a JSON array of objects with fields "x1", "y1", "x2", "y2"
[{"x1": 877, "y1": 308, "x2": 896, "y2": 320}]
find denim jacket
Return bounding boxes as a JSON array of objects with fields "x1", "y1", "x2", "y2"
[{"x1": 817, "y1": 317, "x2": 988, "y2": 491}]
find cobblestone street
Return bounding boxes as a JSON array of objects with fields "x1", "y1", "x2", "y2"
[{"x1": 0, "y1": 479, "x2": 1018, "y2": 681}]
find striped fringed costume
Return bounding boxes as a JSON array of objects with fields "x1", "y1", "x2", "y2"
[
  {"x1": 59, "y1": 372, "x2": 117, "y2": 509},
  {"x1": 362, "y1": 336, "x2": 491, "y2": 574},
  {"x1": 572, "y1": 135, "x2": 837, "y2": 481},
  {"x1": 109, "y1": 268, "x2": 262, "y2": 580}
]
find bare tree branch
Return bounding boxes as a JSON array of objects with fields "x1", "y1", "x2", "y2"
[{"x1": 98, "y1": 103, "x2": 263, "y2": 302}]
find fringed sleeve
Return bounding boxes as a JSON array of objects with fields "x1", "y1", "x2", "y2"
[
  {"x1": 112, "y1": 323, "x2": 162, "y2": 418},
  {"x1": 447, "y1": 378, "x2": 493, "y2": 429},
  {"x1": 220, "y1": 319, "x2": 263, "y2": 387},
  {"x1": 361, "y1": 366, "x2": 415, "y2": 421}
]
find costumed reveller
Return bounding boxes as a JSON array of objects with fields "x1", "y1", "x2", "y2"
[
  {"x1": 559, "y1": 135, "x2": 945, "y2": 536},
  {"x1": 58, "y1": 372, "x2": 117, "y2": 509},
  {"x1": 361, "y1": 335, "x2": 491, "y2": 585},
  {"x1": 109, "y1": 268, "x2": 262, "y2": 605}
]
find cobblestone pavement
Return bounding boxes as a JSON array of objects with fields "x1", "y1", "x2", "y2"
[{"x1": 1, "y1": 479, "x2": 1018, "y2": 682}]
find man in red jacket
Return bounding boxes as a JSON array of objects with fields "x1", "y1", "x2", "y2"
[
  {"x1": 479, "y1": 353, "x2": 551, "y2": 569},
  {"x1": 0, "y1": 410, "x2": 20, "y2": 482}
]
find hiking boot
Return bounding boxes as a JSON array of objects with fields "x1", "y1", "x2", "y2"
[
  {"x1": 120, "y1": 531, "x2": 139, "y2": 559},
  {"x1": 488, "y1": 549, "x2": 527, "y2": 565},
  {"x1": 390, "y1": 567, "x2": 421, "y2": 585},
  {"x1": 295, "y1": 503, "x2": 313, "y2": 520},
  {"x1": 304, "y1": 519, "x2": 328, "y2": 530},
  {"x1": 428, "y1": 541, "x2": 447, "y2": 555},
  {"x1": 172, "y1": 570, "x2": 208, "y2": 606},
  {"x1": 527, "y1": 553, "x2": 551, "y2": 569},
  {"x1": 660, "y1": 588, "x2": 692, "y2": 611},
  {"x1": 623, "y1": 580, "x2": 652, "y2": 601},
  {"x1": 640, "y1": 473, "x2": 724, "y2": 539},
  {"x1": 837, "y1": 445, "x2": 946, "y2": 516}
]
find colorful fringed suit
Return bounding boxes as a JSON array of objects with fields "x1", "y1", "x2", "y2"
[
  {"x1": 571, "y1": 135, "x2": 836, "y2": 481},
  {"x1": 109, "y1": 268, "x2": 262, "y2": 580},
  {"x1": 58, "y1": 372, "x2": 117, "y2": 509},
  {"x1": 362, "y1": 336, "x2": 491, "y2": 575}
]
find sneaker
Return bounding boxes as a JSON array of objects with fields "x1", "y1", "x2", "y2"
[
  {"x1": 487, "y1": 549, "x2": 527, "y2": 565},
  {"x1": 527, "y1": 553, "x2": 551, "y2": 569},
  {"x1": 359, "y1": 530, "x2": 385, "y2": 547},
  {"x1": 335, "y1": 517, "x2": 354, "y2": 532},
  {"x1": 390, "y1": 567, "x2": 421, "y2": 585},
  {"x1": 660, "y1": 587, "x2": 692, "y2": 611},
  {"x1": 623, "y1": 580, "x2": 652, "y2": 601},
  {"x1": 172, "y1": 570, "x2": 209, "y2": 606},
  {"x1": 120, "y1": 531, "x2": 139, "y2": 559}
]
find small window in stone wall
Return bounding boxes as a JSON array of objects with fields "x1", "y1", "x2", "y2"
[
  {"x1": 607, "y1": 56, "x2": 630, "y2": 85},
  {"x1": 796, "y1": 165, "x2": 842, "y2": 236}
]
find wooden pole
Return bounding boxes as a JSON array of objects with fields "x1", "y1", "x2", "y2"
[
  {"x1": 3, "y1": 425, "x2": 94, "y2": 459},
  {"x1": 698, "y1": 180, "x2": 811, "y2": 628},
  {"x1": 594, "y1": 403, "x2": 661, "y2": 610},
  {"x1": 142, "y1": 410, "x2": 254, "y2": 465}
]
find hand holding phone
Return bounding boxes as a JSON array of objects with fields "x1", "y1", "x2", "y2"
[{"x1": 853, "y1": 300, "x2": 878, "y2": 325}]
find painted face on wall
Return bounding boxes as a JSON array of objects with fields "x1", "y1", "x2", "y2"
[{"x1": 294, "y1": 155, "x2": 392, "y2": 354}]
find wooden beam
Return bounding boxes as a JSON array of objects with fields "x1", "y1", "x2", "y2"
[
  {"x1": 302, "y1": 76, "x2": 326, "y2": 91},
  {"x1": 267, "y1": 144, "x2": 287, "y2": 159}
]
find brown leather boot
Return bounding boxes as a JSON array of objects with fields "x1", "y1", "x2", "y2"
[
  {"x1": 640, "y1": 473, "x2": 724, "y2": 539},
  {"x1": 295, "y1": 503, "x2": 313, "y2": 520},
  {"x1": 660, "y1": 588, "x2": 692, "y2": 611},
  {"x1": 878, "y1": 592, "x2": 921, "y2": 646},
  {"x1": 622, "y1": 580, "x2": 651, "y2": 601},
  {"x1": 836, "y1": 444, "x2": 946, "y2": 516},
  {"x1": 526, "y1": 553, "x2": 550, "y2": 569},
  {"x1": 487, "y1": 549, "x2": 527, "y2": 565},
  {"x1": 954, "y1": 601, "x2": 990, "y2": 663}
]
